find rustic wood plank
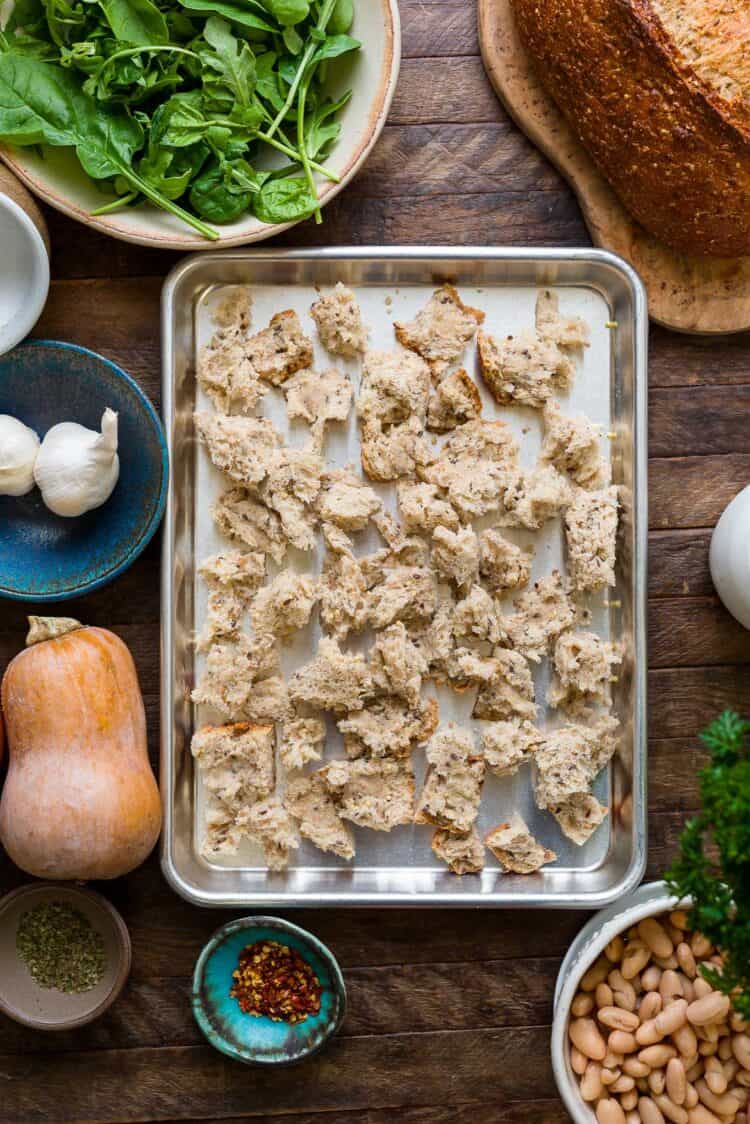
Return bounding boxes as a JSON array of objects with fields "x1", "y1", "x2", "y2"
[
  {"x1": 649, "y1": 325, "x2": 750, "y2": 388},
  {"x1": 650, "y1": 385, "x2": 750, "y2": 458},
  {"x1": 161, "y1": 1109, "x2": 571, "y2": 1124},
  {"x1": 649, "y1": 738, "x2": 708, "y2": 812},
  {"x1": 649, "y1": 455, "x2": 750, "y2": 530},
  {"x1": 392, "y1": 58, "x2": 502, "y2": 124},
  {"x1": 648, "y1": 596, "x2": 750, "y2": 668},
  {"x1": 648, "y1": 665, "x2": 750, "y2": 739},
  {"x1": 648, "y1": 531, "x2": 713, "y2": 598},
  {"x1": 400, "y1": 0, "x2": 479, "y2": 59},
  {"x1": 0, "y1": 1029, "x2": 557, "y2": 1122}
]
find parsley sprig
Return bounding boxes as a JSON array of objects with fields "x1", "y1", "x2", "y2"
[{"x1": 666, "y1": 710, "x2": 750, "y2": 1019}]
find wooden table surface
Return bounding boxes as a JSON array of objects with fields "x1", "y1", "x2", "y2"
[{"x1": 3, "y1": 2, "x2": 750, "y2": 1121}]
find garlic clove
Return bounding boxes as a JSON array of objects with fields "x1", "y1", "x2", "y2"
[
  {"x1": 0, "y1": 414, "x2": 40, "y2": 496},
  {"x1": 34, "y1": 408, "x2": 120, "y2": 518}
]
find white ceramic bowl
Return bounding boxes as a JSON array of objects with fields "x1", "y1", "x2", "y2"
[
  {"x1": 0, "y1": 193, "x2": 50, "y2": 355},
  {"x1": 0, "y1": 2, "x2": 400, "y2": 251},
  {"x1": 552, "y1": 880, "x2": 689, "y2": 1123}
]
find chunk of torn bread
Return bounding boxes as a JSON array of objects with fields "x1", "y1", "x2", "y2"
[
  {"x1": 394, "y1": 285, "x2": 485, "y2": 378},
  {"x1": 212, "y1": 488, "x2": 286, "y2": 564},
  {"x1": 245, "y1": 310, "x2": 313, "y2": 385},
  {"x1": 452, "y1": 584, "x2": 506, "y2": 646},
  {"x1": 243, "y1": 675, "x2": 291, "y2": 723},
  {"x1": 479, "y1": 529, "x2": 532, "y2": 593},
  {"x1": 310, "y1": 283, "x2": 368, "y2": 357},
  {"x1": 477, "y1": 329, "x2": 574, "y2": 408},
  {"x1": 481, "y1": 719, "x2": 542, "y2": 777},
  {"x1": 427, "y1": 369, "x2": 482, "y2": 432},
  {"x1": 197, "y1": 550, "x2": 266, "y2": 650},
  {"x1": 357, "y1": 348, "x2": 431, "y2": 428},
  {"x1": 397, "y1": 481, "x2": 459, "y2": 534},
  {"x1": 360, "y1": 417, "x2": 432, "y2": 482},
  {"x1": 485, "y1": 814, "x2": 556, "y2": 874},
  {"x1": 533, "y1": 718, "x2": 620, "y2": 810},
  {"x1": 432, "y1": 828, "x2": 485, "y2": 875},
  {"x1": 322, "y1": 758, "x2": 416, "y2": 832},
  {"x1": 279, "y1": 717, "x2": 326, "y2": 772},
  {"x1": 535, "y1": 289, "x2": 590, "y2": 350},
  {"x1": 211, "y1": 286, "x2": 253, "y2": 336},
  {"x1": 548, "y1": 631, "x2": 621, "y2": 715},
  {"x1": 472, "y1": 648, "x2": 537, "y2": 722},
  {"x1": 191, "y1": 721, "x2": 275, "y2": 808},
  {"x1": 431, "y1": 524, "x2": 480, "y2": 590},
  {"x1": 339, "y1": 695, "x2": 438, "y2": 759},
  {"x1": 504, "y1": 572, "x2": 576, "y2": 663},
  {"x1": 250, "y1": 572, "x2": 318, "y2": 641},
  {"x1": 202, "y1": 804, "x2": 250, "y2": 857},
  {"x1": 319, "y1": 550, "x2": 369, "y2": 638},
  {"x1": 198, "y1": 337, "x2": 265, "y2": 415},
  {"x1": 237, "y1": 796, "x2": 299, "y2": 871},
  {"x1": 370, "y1": 622, "x2": 429, "y2": 706},
  {"x1": 256, "y1": 448, "x2": 324, "y2": 552},
  {"x1": 418, "y1": 420, "x2": 519, "y2": 520},
  {"x1": 541, "y1": 400, "x2": 609, "y2": 490},
  {"x1": 284, "y1": 774, "x2": 355, "y2": 860},
  {"x1": 366, "y1": 564, "x2": 438, "y2": 630},
  {"x1": 191, "y1": 634, "x2": 279, "y2": 718},
  {"x1": 289, "y1": 636, "x2": 373, "y2": 713},
  {"x1": 284, "y1": 367, "x2": 353, "y2": 451},
  {"x1": 564, "y1": 486, "x2": 619, "y2": 592},
  {"x1": 415, "y1": 722, "x2": 485, "y2": 834},
  {"x1": 316, "y1": 469, "x2": 381, "y2": 531},
  {"x1": 499, "y1": 465, "x2": 571, "y2": 531},
  {"x1": 195, "y1": 413, "x2": 282, "y2": 488},
  {"x1": 549, "y1": 793, "x2": 608, "y2": 846}
]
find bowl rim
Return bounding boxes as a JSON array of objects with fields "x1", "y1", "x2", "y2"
[
  {"x1": 0, "y1": 881, "x2": 132, "y2": 1031},
  {"x1": 0, "y1": 193, "x2": 50, "y2": 356},
  {"x1": 192, "y1": 914, "x2": 347, "y2": 1067},
  {"x1": 551, "y1": 879, "x2": 690, "y2": 1124},
  {"x1": 0, "y1": 338, "x2": 169, "y2": 602},
  {"x1": 0, "y1": 0, "x2": 401, "y2": 251}
]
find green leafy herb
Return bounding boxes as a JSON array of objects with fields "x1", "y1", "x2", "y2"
[
  {"x1": 0, "y1": 0, "x2": 361, "y2": 235},
  {"x1": 666, "y1": 710, "x2": 750, "y2": 1019}
]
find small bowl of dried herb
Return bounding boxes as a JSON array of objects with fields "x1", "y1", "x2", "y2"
[
  {"x1": 192, "y1": 916, "x2": 346, "y2": 1066},
  {"x1": 0, "y1": 882, "x2": 131, "y2": 1030}
]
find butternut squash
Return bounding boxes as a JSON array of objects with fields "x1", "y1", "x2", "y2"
[{"x1": 0, "y1": 617, "x2": 162, "y2": 880}]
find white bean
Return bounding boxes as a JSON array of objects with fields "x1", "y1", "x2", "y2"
[
  {"x1": 666, "y1": 1058, "x2": 687, "y2": 1106},
  {"x1": 639, "y1": 1095, "x2": 667, "y2": 1124},
  {"x1": 687, "y1": 993, "x2": 731, "y2": 1027},
  {"x1": 581, "y1": 1061, "x2": 604, "y2": 1101},
  {"x1": 570, "y1": 1017, "x2": 607, "y2": 1061},
  {"x1": 597, "y1": 1098, "x2": 626, "y2": 1124}
]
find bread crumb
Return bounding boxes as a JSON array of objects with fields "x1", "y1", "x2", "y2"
[
  {"x1": 427, "y1": 368, "x2": 483, "y2": 432},
  {"x1": 316, "y1": 468, "x2": 381, "y2": 531},
  {"x1": 415, "y1": 722, "x2": 485, "y2": 834},
  {"x1": 541, "y1": 401, "x2": 609, "y2": 489},
  {"x1": 431, "y1": 524, "x2": 480, "y2": 590},
  {"x1": 360, "y1": 418, "x2": 432, "y2": 482},
  {"x1": 250, "y1": 572, "x2": 318, "y2": 641},
  {"x1": 452, "y1": 584, "x2": 506, "y2": 646},
  {"x1": 549, "y1": 793, "x2": 608, "y2": 846},
  {"x1": 319, "y1": 549, "x2": 369, "y2": 639},
  {"x1": 504, "y1": 572, "x2": 575, "y2": 662},
  {"x1": 499, "y1": 464, "x2": 572, "y2": 530},
  {"x1": 289, "y1": 636, "x2": 373, "y2": 713},
  {"x1": 477, "y1": 329, "x2": 574, "y2": 408},
  {"x1": 472, "y1": 647, "x2": 537, "y2": 721},
  {"x1": 366, "y1": 564, "x2": 438, "y2": 630},
  {"x1": 548, "y1": 631, "x2": 621, "y2": 715},
  {"x1": 339, "y1": 695, "x2": 438, "y2": 759},
  {"x1": 212, "y1": 488, "x2": 287, "y2": 564},
  {"x1": 358, "y1": 348, "x2": 431, "y2": 428},
  {"x1": 237, "y1": 795, "x2": 299, "y2": 870},
  {"x1": 479, "y1": 529, "x2": 532, "y2": 593},
  {"x1": 482, "y1": 719, "x2": 542, "y2": 777},
  {"x1": 197, "y1": 550, "x2": 267, "y2": 650},
  {"x1": 564, "y1": 486, "x2": 619, "y2": 591},
  {"x1": 485, "y1": 814, "x2": 556, "y2": 874},
  {"x1": 257, "y1": 447, "x2": 324, "y2": 552},
  {"x1": 432, "y1": 828, "x2": 485, "y2": 875},
  {"x1": 418, "y1": 420, "x2": 519, "y2": 520},
  {"x1": 191, "y1": 721, "x2": 275, "y2": 808},
  {"x1": 323, "y1": 757, "x2": 416, "y2": 832},
  {"x1": 534, "y1": 717, "x2": 619, "y2": 809},
  {"x1": 284, "y1": 367, "x2": 353, "y2": 452},
  {"x1": 195, "y1": 413, "x2": 282, "y2": 488},
  {"x1": 279, "y1": 717, "x2": 326, "y2": 772},
  {"x1": 246, "y1": 310, "x2": 313, "y2": 386},
  {"x1": 310, "y1": 283, "x2": 368, "y2": 357},
  {"x1": 397, "y1": 481, "x2": 459, "y2": 534},
  {"x1": 394, "y1": 285, "x2": 485, "y2": 379},
  {"x1": 198, "y1": 338, "x2": 265, "y2": 416},
  {"x1": 370, "y1": 621, "x2": 429, "y2": 705},
  {"x1": 243, "y1": 675, "x2": 292, "y2": 723},
  {"x1": 535, "y1": 289, "x2": 589, "y2": 350},
  {"x1": 285, "y1": 774, "x2": 355, "y2": 859},
  {"x1": 191, "y1": 634, "x2": 279, "y2": 718}
]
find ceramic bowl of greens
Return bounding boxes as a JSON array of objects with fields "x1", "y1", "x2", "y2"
[{"x1": 0, "y1": 0, "x2": 400, "y2": 249}]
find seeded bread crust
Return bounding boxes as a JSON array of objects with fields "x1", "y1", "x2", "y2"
[{"x1": 510, "y1": 0, "x2": 750, "y2": 257}]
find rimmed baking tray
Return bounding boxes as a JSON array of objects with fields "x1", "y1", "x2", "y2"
[{"x1": 161, "y1": 247, "x2": 647, "y2": 908}]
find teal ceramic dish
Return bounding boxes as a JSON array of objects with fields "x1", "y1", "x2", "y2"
[
  {"x1": 0, "y1": 340, "x2": 168, "y2": 601},
  {"x1": 192, "y1": 916, "x2": 346, "y2": 1066}
]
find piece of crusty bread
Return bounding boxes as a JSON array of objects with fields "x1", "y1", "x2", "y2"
[
  {"x1": 431, "y1": 828, "x2": 485, "y2": 875},
  {"x1": 485, "y1": 814, "x2": 556, "y2": 874},
  {"x1": 511, "y1": 0, "x2": 750, "y2": 257}
]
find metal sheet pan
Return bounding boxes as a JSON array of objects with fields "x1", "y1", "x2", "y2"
[{"x1": 161, "y1": 247, "x2": 647, "y2": 908}]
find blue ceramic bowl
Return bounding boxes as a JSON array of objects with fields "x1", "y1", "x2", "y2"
[
  {"x1": 192, "y1": 916, "x2": 346, "y2": 1066},
  {"x1": 0, "y1": 340, "x2": 168, "y2": 601}
]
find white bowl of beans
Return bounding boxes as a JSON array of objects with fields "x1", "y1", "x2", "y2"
[{"x1": 552, "y1": 880, "x2": 749, "y2": 1124}]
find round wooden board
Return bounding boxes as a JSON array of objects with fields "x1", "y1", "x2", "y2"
[{"x1": 478, "y1": 0, "x2": 750, "y2": 335}]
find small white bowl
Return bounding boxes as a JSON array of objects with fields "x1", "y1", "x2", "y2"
[
  {"x1": 710, "y1": 485, "x2": 750, "y2": 630},
  {"x1": 0, "y1": 192, "x2": 50, "y2": 355},
  {"x1": 551, "y1": 880, "x2": 689, "y2": 1123}
]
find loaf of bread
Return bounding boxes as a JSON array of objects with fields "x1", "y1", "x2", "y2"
[{"x1": 511, "y1": 0, "x2": 750, "y2": 257}]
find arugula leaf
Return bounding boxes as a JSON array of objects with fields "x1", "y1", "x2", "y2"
[
  {"x1": 177, "y1": 0, "x2": 276, "y2": 33},
  {"x1": 328, "y1": 0, "x2": 352, "y2": 34},
  {"x1": 312, "y1": 33, "x2": 360, "y2": 63},
  {"x1": 253, "y1": 174, "x2": 316, "y2": 222},
  {"x1": 264, "y1": 0, "x2": 309, "y2": 27},
  {"x1": 304, "y1": 88, "x2": 349, "y2": 159},
  {"x1": 100, "y1": 0, "x2": 169, "y2": 45},
  {"x1": 200, "y1": 16, "x2": 255, "y2": 109}
]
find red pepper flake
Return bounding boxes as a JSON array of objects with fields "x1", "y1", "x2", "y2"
[{"x1": 229, "y1": 939, "x2": 322, "y2": 1024}]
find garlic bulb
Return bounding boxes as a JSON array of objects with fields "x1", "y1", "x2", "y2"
[
  {"x1": 34, "y1": 408, "x2": 120, "y2": 517},
  {"x1": 0, "y1": 414, "x2": 40, "y2": 496}
]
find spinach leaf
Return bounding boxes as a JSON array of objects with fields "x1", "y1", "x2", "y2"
[
  {"x1": 312, "y1": 33, "x2": 360, "y2": 63},
  {"x1": 177, "y1": 0, "x2": 276, "y2": 33},
  {"x1": 328, "y1": 0, "x2": 352, "y2": 34},
  {"x1": 253, "y1": 174, "x2": 316, "y2": 223},
  {"x1": 100, "y1": 0, "x2": 169, "y2": 45},
  {"x1": 200, "y1": 16, "x2": 255, "y2": 109},
  {"x1": 264, "y1": 0, "x2": 308, "y2": 27},
  {"x1": 281, "y1": 24, "x2": 302, "y2": 55},
  {"x1": 189, "y1": 157, "x2": 251, "y2": 220}
]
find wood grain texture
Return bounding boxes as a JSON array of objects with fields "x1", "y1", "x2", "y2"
[
  {"x1": 478, "y1": 0, "x2": 750, "y2": 334},
  {"x1": 1, "y1": 1, "x2": 749, "y2": 1121}
]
